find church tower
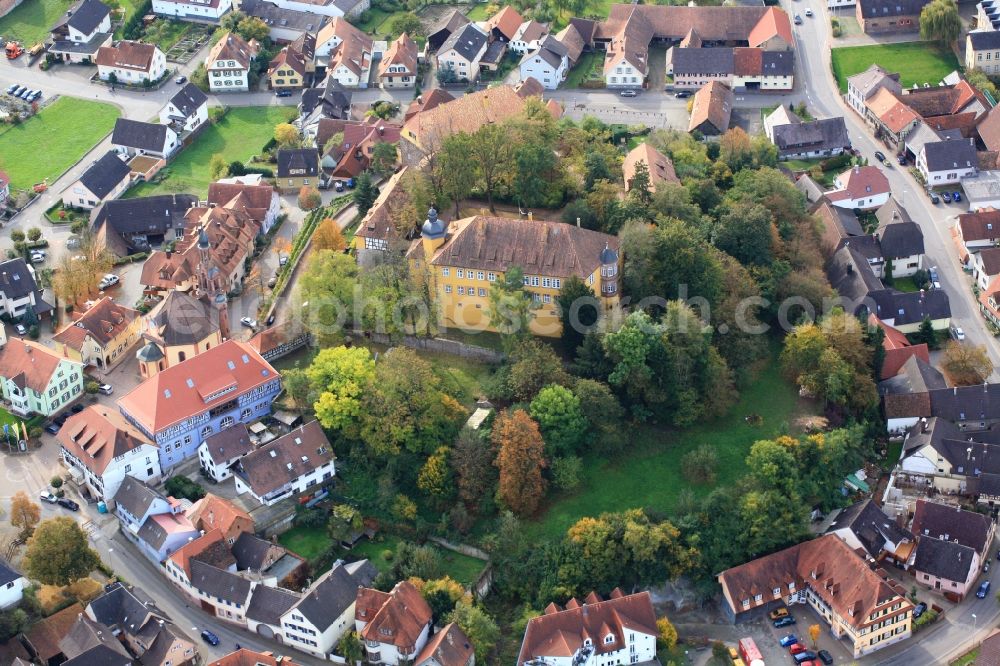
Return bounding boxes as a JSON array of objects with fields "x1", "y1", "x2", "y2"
[
  {"x1": 420, "y1": 207, "x2": 447, "y2": 259},
  {"x1": 196, "y1": 226, "x2": 230, "y2": 340}
]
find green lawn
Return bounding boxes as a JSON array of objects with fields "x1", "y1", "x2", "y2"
[
  {"x1": 563, "y1": 51, "x2": 602, "y2": 89},
  {"x1": 353, "y1": 7, "x2": 392, "y2": 35},
  {"x1": 126, "y1": 106, "x2": 296, "y2": 198},
  {"x1": 0, "y1": 0, "x2": 74, "y2": 45},
  {"x1": 892, "y1": 276, "x2": 921, "y2": 293},
  {"x1": 527, "y1": 356, "x2": 806, "y2": 540},
  {"x1": 831, "y1": 42, "x2": 960, "y2": 94},
  {"x1": 465, "y1": 3, "x2": 489, "y2": 20},
  {"x1": 351, "y1": 535, "x2": 486, "y2": 586},
  {"x1": 278, "y1": 525, "x2": 333, "y2": 560},
  {"x1": 141, "y1": 18, "x2": 192, "y2": 51},
  {"x1": 0, "y1": 97, "x2": 120, "y2": 192}
]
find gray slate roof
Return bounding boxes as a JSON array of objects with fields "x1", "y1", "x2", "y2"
[
  {"x1": 439, "y1": 23, "x2": 487, "y2": 62},
  {"x1": 246, "y1": 585, "x2": 300, "y2": 626},
  {"x1": 0, "y1": 560, "x2": 23, "y2": 587},
  {"x1": 288, "y1": 559, "x2": 377, "y2": 629},
  {"x1": 923, "y1": 138, "x2": 978, "y2": 172},
  {"x1": 112, "y1": 475, "x2": 165, "y2": 520},
  {"x1": 231, "y1": 532, "x2": 277, "y2": 571},
  {"x1": 929, "y1": 383, "x2": 1000, "y2": 423},
  {"x1": 762, "y1": 50, "x2": 794, "y2": 76},
  {"x1": 167, "y1": 83, "x2": 208, "y2": 119},
  {"x1": 78, "y1": 151, "x2": 131, "y2": 200},
  {"x1": 202, "y1": 423, "x2": 253, "y2": 464},
  {"x1": 88, "y1": 582, "x2": 167, "y2": 636},
  {"x1": 93, "y1": 194, "x2": 198, "y2": 237},
  {"x1": 913, "y1": 499, "x2": 993, "y2": 552},
  {"x1": 771, "y1": 117, "x2": 849, "y2": 156},
  {"x1": 871, "y1": 288, "x2": 951, "y2": 326},
  {"x1": 54, "y1": 0, "x2": 110, "y2": 36},
  {"x1": 970, "y1": 30, "x2": 1000, "y2": 50},
  {"x1": 879, "y1": 355, "x2": 948, "y2": 397},
  {"x1": 276, "y1": 148, "x2": 319, "y2": 178},
  {"x1": 669, "y1": 46, "x2": 733, "y2": 75},
  {"x1": 241, "y1": 0, "x2": 329, "y2": 34},
  {"x1": 189, "y1": 560, "x2": 251, "y2": 605},
  {"x1": 0, "y1": 258, "x2": 40, "y2": 300},
  {"x1": 913, "y1": 536, "x2": 976, "y2": 583},
  {"x1": 825, "y1": 499, "x2": 913, "y2": 558},
  {"x1": 112, "y1": 119, "x2": 169, "y2": 152},
  {"x1": 876, "y1": 199, "x2": 925, "y2": 259},
  {"x1": 858, "y1": 0, "x2": 930, "y2": 19}
]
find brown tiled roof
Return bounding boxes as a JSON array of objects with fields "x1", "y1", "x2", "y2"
[
  {"x1": 623, "y1": 142, "x2": 678, "y2": 193},
  {"x1": 514, "y1": 77, "x2": 544, "y2": 98},
  {"x1": 488, "y1": 5, "x2": 524, "y2": 40},
  {"x1": 976, "y1": 630, "x2": 1000, "y2": 666},
  {"x1": 356, "y1": 581, "x2": 433, "y2": 652},
  {"x1": 904, "y1": 80, "x2": 984, "y2": 119},
  {"x1": 719, "y1": 534, "x2": 912, "y2": 630},
  {"x1": 732, "y1": 46, "x2": 762, "y2": 77},
  {"x1": 866, "y1": 88, "x2": 919, "y2": 135},
  {"x1": 53, "y1": 297, "x2": 138, "y2": 353},
  {"x1": 187, "y1": 494, "x2": 254, "y2": 541},
  {"x1": 207, "y1": 32, "x2": 256, "y2": 70},
  {"x1": 882, "y1": 346, "x2": 930, "y2": 380},
  {"x1": 316, "y1": 17, "x2": 367, "y2": 54},
  {"x1": 978, "y1": 247, "x2": 1000, "y2": 277},
  {"x1": 415, "y1": 623, "x2": 474, "y2": 666},
  {"x1": 207, "y1": 181, "x2": 275, "y2": 222},
  {"x1": 978, "y1": 105, "x2": 1000, "y2": 152},
  {"x1": 0, "y1": 338, "x2": 78, "y2": 394},
  {"x1": 546, "y1": 98, "x2": 562, "y2": 119},
  {"x1": 883, "y1": 391, "x2": 933, "y2": 419},
  {"x1": 58, "y1": 405, "x2": 153, "y2": 476},
  {"x1": 96, "y1": 41, "x2": 158, "y2": 71},
  {"x1": 404, "y1": 88, "x2": 454, "y2": 122},
  {"x1": 834, "y1": 165, "x2": 891, "y2": 199},
  {"x1": 958, "y1": 208, "x2": 1000, "y2": 243},
  {"x1": 208, "y1": 648, "x2": 304, "y2": 666},
  {"x1": 554, "y1": 23, "x2": 585, "y2": 63},
  {"x1": 420, "y1": 215, "x2": 618, "y2": 280},
  {"x1": 379, "y1": 32, "x2": 418, "y2": 78},
  {"x1": 323, "y1": 118, "x2": 402, "y2": 179},
  {"x1": 329, "y1": 22, "x2": 372, "y2": 76},
  {"x1": 403, "y1": 85, "x2": 528, "y2": 149},
  {"x1": 598, "y1": 4, "x2": 771, "y2": 42},
  {"x1": 237, "y1": 420, "x2": 334, "y2": 497},
  {"x1": 269, "y1": 45, "x2": 308, "y2": 79},
  {"x1": 747, "y1": 6, "x2": 792, "y2": 47},
  {"x1": 24, "y1": 603, "x2": 86, "y2": 661},
  {"x1": 517, "y1": 591, "x2": 657, "y2": 663},
  {"x1": 167, "y1": 529, "x2": 227, "y2": 578},
  {"x1": 356, "y1": 167, "x2": 410, "y2": 244},
  {"x1": 688, "y1": 80, "x2": 733, "y2": 133}
]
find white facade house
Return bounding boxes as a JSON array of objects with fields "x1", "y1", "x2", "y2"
[
  {"x1": 112, "y1": 475, "x2": 177, "y2": 533},
  {"x1": 58, "y1": 406, "x2": 161, "y2": 502},
  {"x1": 0, "y1": 562, "x2": 27, "y2": 610},
  {"x1": 111, "y1": 119, "x2": 179, "y2": 160},
  {"x1": 158, "y1": 83, "x2": 209, "y2": 135},
  {"x1": 232, "y1": 421, "x2": 335, "y2": 506},
  {"x1": 0, "y1": 259, "x2": 49, "y2": 320},
  {"x1": 828, "y1": 0, "x2": 855, "y2": 7},
  {"x1": 270, "y1": 0, "x2": 369, "y2": 19},
  {"x1": 196, "y1": 423, "x2": 253, "y2": 482},
  {"x1": 436, "y1": 23, "x2": 488, "y2": 84},
  {"x1": 96, "y1": 41, "x2": 167, "y2": 84},
  {"x1": 917, "y1": 138, "x2": 979, "y2": 186},
  {"x1": 518, "y1": 38, "x2": 567, "y2": 90},
  {"x1": 61, "y1": 151, "x2": 131, "y2": 210},
  {"x1": 206, "y1": 32, "x2": 256, "y2": 92},
  {"x1": 827, "y1": 165, "x2": 892, "y2": 210},
  {"x1": 152, "y1": 0, "x2": 233, "y2": 22},
  {"x1": 356, "y1": 582, "x2": 433, "y2": 666},
  {"x1": 605, "y1": 59, "x2": 641, "y2": 88},
  {"x1": 509, "y1": 20, "x2": 548, "y2": 54}
]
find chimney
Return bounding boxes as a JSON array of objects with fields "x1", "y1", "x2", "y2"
[{"x1": 576, "y1": 217, "x2": 581, "y2": 228}]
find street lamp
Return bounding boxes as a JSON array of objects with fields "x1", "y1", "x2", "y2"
[{"x1": 973, "y1": 613, "x2": 978, "y2": 630}]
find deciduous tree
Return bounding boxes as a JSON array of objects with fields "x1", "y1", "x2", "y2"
[
  {"x1": 943, "y1": 341, "x2": 994, "y2": 385},
  {"x1": 299, "y1": 250, "x2": 358, "y2": 340},
  {"x1": 338, "y1": 631, "x2": 363, "y2": 665},
  {"x1": 446, "y1": 601, "x2": 500, "y2": 663},
  {"x1": 493, "y1": 409, "x2": 547, "y2": 516},
  {"x1": 312, "y1": 218, "x2": 346, "y2": 251},
  {"x1": 920, "y1": 0, "x2": 962, "y2": 44},
  {"x1": 370, "y1": 141, "x2": 398, "y2": 176},
  {"x1": 388, "y1": 12, "x2": 424, "y2": 37},
  {"x1": 10, "y1": 491, "x2": 39, "y2": 541},
  {"x1": 327, "y1": 503, "x2": 363, "y2": 544},
  {"x1": 23, "y1": 517, "x2": 100, "y2": 585},
  {"x1": 469, "y1": 123, "x2": 514, "y2": 213},
  {"x1": 209, "y1": 154, "x2": 228, "y2": 181},
  {"x1": 657, "y1": 617, "x2": 678, "y2": 651},
  {"x1": 274, "y1": 123, "x2": 300, "y2": 148},
  {"x1": 451, "y1": 428, "x2": 497, "y2": 511},
  {"x1": 529, "y1": 384, "x2": 588, "y2": 457},
  {"x1": 557, "y1": 276, "x2": 599, "y2": 352},
  {"x1": 307, "y1": 346, "x2": 375, "y2": 435},
  {"x1": 417, "y1": 446, "x2": 454, "y2": 499},
  {"x1": 298, "y1": 186, "x2": 321, "y2": 211}
]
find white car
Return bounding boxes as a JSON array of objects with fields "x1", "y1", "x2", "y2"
[
  {"x1": 15, "y1": 323, "x2": 27, "y2": 335},
  {"x1": 98, "y1": 274, "x2": 119, "y2": 289},
  {"x1": 98, "y1": 384, "x2": 114, "y2": 396},
  {"x1": 951, "y1": 325, "x2": 966, "y2": 341},
  {"x1": 805, "y1": 8, "x2": 813, "y2": 16},
  {"x1": 39, "y1": 490, "x2": 57, "y2": 504},
  {"x1": 240, "y1": 317, "x2": 257, "y2": 329}
]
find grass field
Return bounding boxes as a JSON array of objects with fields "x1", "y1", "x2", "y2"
[
  {"x1": 0, "y1": 97, "x2": 120, "y2": 192},
  {"x1": 126, "y1": 106, "x2": 296, "y2": 198},
  {"x1": 563, "y1": 51, "x2": 602, "y2": 89},
  {"x1": 350, "y1": 535, "x2": 486, "y2": 585},
  {"x1": 278, "y1": 525, "x2": 332, "y2": 560},
  {"x1": 831, "y1": 42, "x2": 960, "y2": 93},
  {"x1": 465, "y1": 2, "x2": 489, "y2": 20},
  {"x1": 0, "y1": 0, "x2": 74, "y2": 45},
  {"x1": 527, "y1": 356, "x2": 806, "y2": 540}
]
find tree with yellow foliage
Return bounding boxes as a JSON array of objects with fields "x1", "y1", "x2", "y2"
[{"x1": 312, "y1": 218, "x2": 346, "y2": 252}]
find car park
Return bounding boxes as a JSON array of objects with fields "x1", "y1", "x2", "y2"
[
  {"x1": 98, "y1": 384, "x2": 113, "y2": 396},
  {"x1": 913, "y1": 602, "x2": 927, "y2": 618},
  {"x1": 98, "y1": 273, "x2": 119, "y2": 289},
  {"x1": 240, "y1": 317, "x2": 257, "y2": 329},
  {"x1": 57, "y1": 497, "x2": 79, "y2": 511},
  {"x1": 15, "y1": 323, "x2": 27, "y2": 335},
  {"x1": 769, "y1": 607, "x2": 790, "y2": 620},
  {"x1": 817, "y1": 649, "x2": 833, "y2": 665},
  {"x1": 977, "y1": 581, "x2": 991, "y2": 598},
  {"x1": 619, "y1": 89, "x2": 638, "y2": 97},
  {"x1": 200, "y1": 630, "x2": 220, "y2": 646},
  {"x1": 39, "y1": 490, "x2": 57, "y2": 503},
  {"x1": 774, "y1": 616, "x2": 796, "y2": 628},
  {"x1": 779, "y1": 635, "x2": 798, "y2": 648}
]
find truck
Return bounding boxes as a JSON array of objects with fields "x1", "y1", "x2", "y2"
[
  {"x1": 5, "y1": 41, "x2": 24, "y2": 59},
  {"x1": 738, "y1": 637, "x2": 765, "y2": 666}
]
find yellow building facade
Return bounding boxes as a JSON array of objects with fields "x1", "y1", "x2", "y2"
[{"x1": 408, "y1": 211, "x2": 621, "y2": 337}]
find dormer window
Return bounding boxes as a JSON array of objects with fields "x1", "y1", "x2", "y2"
[
  {"x1": 604, "y1": 634, "x2": 615, "y2": 645},
  {"x1": 583, "y1": 638, "x2": 592, "y2": 647}
]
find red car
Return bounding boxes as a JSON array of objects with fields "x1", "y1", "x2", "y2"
[{"x1": 790, "y1": 643, "x2": 807, "y2": 655}]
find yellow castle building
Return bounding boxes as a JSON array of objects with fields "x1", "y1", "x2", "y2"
[{"x1": 407, "y1": 209, "x2": 621, "y2": 337}]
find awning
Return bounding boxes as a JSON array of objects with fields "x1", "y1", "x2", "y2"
[
  {"x1": 248, "y1": 422, "x2": 268, "y2": 434},
  {"x1": 272, "y1": 410, "x2": 301, "y2": 427}
]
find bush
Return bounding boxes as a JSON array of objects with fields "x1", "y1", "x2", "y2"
[
  {"x1": 122, "y1": 0, "x2": 153, "y2": 39},
  {"x1": 164, "y1": 476, "x2": 206, "y2": 501},
  {"x1": 550, "y1": 455, "x2": 582, "y2": 490},
  {"x1": 681, "y1": 444, "x2": 719, "y2": 484},
  {"x1": 913, "y1": 609, "x2": 938, "y2": 632},
  {"x1": 84, "y1": 380, "x2": 100, "y2": 394},
  {"x1": 50, "y1": 476, "x2": 63, "y2": 488}
]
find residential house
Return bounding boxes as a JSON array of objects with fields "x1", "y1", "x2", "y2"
[
  {"x1": 897, "y1": 418, "x2": 1000, "y2": 494},
  {"x1": 379, "y1": 32, "x2": 418, "y2": 89},
  {"x1": 403, "y1": 88, "x2": 453, "y2": 122},
  {"x1": 93, "y1": 194, "x2": 199, "y2": 257},
  {"x1": 764, "y1": 106, "x2": 850, "y2": 160},
  {"x1": 912, "y1": 499, "x2": 995, "y2": 559},
  {"x1": 22, "y1": 603, "x2": 87, "y2": 666},
  {"x1": 487, "y1": 5, "x2": 523, "y2": 43},
  {"x1": 518, "y1": 35, "x2": 568, "y2": 89},
  {"x1": 847, "y1": 64, "x2": 902, "y2": 117},
  {"x1": 0, "y1": 258, "x2": 51, "y2": 320},
  {"x1": 208, "y1": 178, "x2": 281, "y2": 233},
  {"x1": 58, "y1": 615, "x2": 133, "y2": 666},
  {"x1": 135, "y1": 509, "x2": 201, "y2": 563},
  {"x1": 406, "y1": 211, "x2": 621, "y2": 337},
  {"x1": 688, "y1": 80, "x2": 733, "y2": 135},
  {"x1": 824, "y1": 499, "x2": 915, "y2": 565},
  {"x1": 153, "y1": 0, "x2": 232, "y2": 21},
  {"x1": 917, "y1": 138, "x2": 979, "y2": 185},
  {"x1": 197, "y1": 423, "x2": 254, "y2": 482},
  {"x1": 96, "y1": 41, "x2": 166, "y2": 84},
  {"x1": 902, "y1": 78, "x2": 989, "y2": 138},
  {"x1": 231, "y1": 532, "x2": 307, "y2": 587},
  {"x1": 978, "y1": 104, "x2": 1000, "y2": 153},
  {"x1": 136, "y1": 290, "x2": 224, "y2": 378},
  {"x1": 400, "y1": 84, "x2": 534, "y2": 165},
  {"x1": 510, "y1": 19, "x2": 548, "y2": 54},
  {"x1": 61, "y1": 151, "x2": 131, "y2": 210},
  {"x1": 971, "y1": 247, "x2": 1000, "y2": 290},
  {"x1": 48, "y1": 0, "x2": 112, "y2": 64},
  {"x1": 967, "y1": 30, "x2": 1000, "y2": 74},
  {"x1": 298, "y1": 75, "x2": 353, "y2": 141},
  {"x1": 208, "y1": 649, "x2": 303, "y2": 666},
  {"x1": 0, "y1": 561, "x2": 27, "y2": 610},
  {"x1": 269, "y1": 32, "x2": 315, "y2": 90},
  {"x1": 352, "y1": 167, "x2": 411, "y2": 257},
  {"x1": 112, "y1": 474, "x2": 179, "y2": 533},
  {"x1": 904, "y1": 121, "x2": 962, "y2": 162},
  {"x1": 864, "y1": 87, "x2": 920, "y2": 151},
  {"x1": 58, "y1": 405, "x2": 160, "y2": 502},
  {"x1": 718, "y1": 534, "x2": 913, "y2": 657},
  {"x1": 233, "y1": 420, "x2": 335, "y2": 505},
  {"x1": 427, "y1": 9, "x2": 469, "y2": 51},
  {"x1": 667, "y1": 46, "x2": 794, "y2": 91},
  {"x1": 0, "y1": 339, "x2": 83, "y2": 417},
  {"x1": 516, "y1": 590, "x2": 656, "y2": 665},
  {"x1": 874, "y1": 197, "x2": 925, "y2": 277},
  {"x1": 116, "y1": 339, "x2": 281, "y2": 469},
  {"x1": 870, "y1": 314, "x2": 930, "y2": 380},
  {"x1": 911, "y1": 499, "x2": 994, "y2": 599},
  {"x1": 979, "y1": 0, "x2": 1000, "y2": 31},
  {"x1": 314, "y1": 18, "x2": 365, "y2": 65},
  {"x1": 52, "y1": 297, "x2": 141, "y2": 369},
  {"x1": 976, "y1": 632, "x2": 1000, "y2": 666},
  {"x1": 187, "y1": 493, "x2": 254, "y2": 544},
  {"x1": 240, "y1": 0, "x2": 330, "y2": 42},
  {"x1": 415, "y1": 623, "x2": 475, "y2": 666},
  {"x1": 158, "y1": 82, "x2": 209, "y2": 136},
  {"x1": 319, "y1": 118, "x2": 401, "y2": 180},
  {"x1": 268, "y1": 0, "x2": 369, "y2": 20},
  {"x1": 826, "y1": 165, "x2": 891, "y2": 210},
  {"x1": 855, "y1": 0, "x2": 927, "y2": 33},
  {"x1": 111, "y1": 119, "x2": 179, "y2": 160},
  {"x1": 355, "y1": 581, "x2": 434, "y2": 665},
  {"x1": 623, "y1": 142, "x2": 679, "y2": 194},
  {"x1": 277, "y1": 148, "x2": 321, "y2": 192},
  {"x1": 436, "y1": 23, "x2": 488, "y2": 84},
  {"x1": 957, "y1": 208, "x2": 1000, "y2": 256},
  {"x1": 206, "y1": 32, "x2": 258, "y2": 93},
  {"x1": 324, "y1": 20, "x2": 372, "y2": 87},
  {"x1": 814, "y1": 197, "x2": 866, "y2": 256},
  {"x1": 279, "y1": 560, "x2": 377, "y2": 658}
]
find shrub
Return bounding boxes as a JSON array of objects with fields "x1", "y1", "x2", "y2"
[
  {"x1": 164, "y1": 476, "x2": 206, "y2": 501},
  {"x1": 550, "y1": 455, "x2": 583, "y2": 490},
  {"x1": 50, "y1": 476, "x2": 63, "y2": 488},
  {"x1": 298, "y1": 186, "x2": 321, "y2": 211},
  {"x1": 681, "y1": 444, "x2": 719, "y2": 484}
]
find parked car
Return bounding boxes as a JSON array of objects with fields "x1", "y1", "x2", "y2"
[
  {"x1": 929, "y1": 267, "x2": 939, "y2": 282},
  {"x1": 977, "y1": 581, "x2": 991, "y2": 598},
  {"x1": 805, "y1": 8, "x2": 813, "y2": 15},
  {"x1": 29, "y1": 90, "x2": 41, "y2": 101},
  {"x1": 98, "y1": 273, "x2": 119, "y2": 289},
  {"x1": 986, "y1": 561, "x2": 991, "y2": 574},
  {"x1": 30, "y1": 250, "x2": 46, "y2": 263},
  {"x1": 275, "y1": 90, "x2": 292, "y2": 97},
  {"x1": 240, "y1": 317, "x2": 257, "y2": 329},
  {"x1": 15, "y1": 323, "x2": 27, "y2": 335},
  {"x1": 175, "y1": 76, "x2": 187, "y2": 84},
  {"x1": 794, "y1": 652, "x2": 818, "y2": 665},
  {"x1": 897, "y1": 154, "x2": 907, "y2": 165},
  {"x1": 779, "y1": 634, "x2": 799, "y2": 648},
  {"x1": 200, "y1": 631, "x2": 220, "y2": 646},
  {"x1": 57, "y1": 498, "x2": 79, "y2": 511},
  {"x1": 769, "y1": 607, "x2": 790, "y2": 620},
  {"x1": 774, "y1": 616, "x2": 796, "y2": 628},
  {"x1": 267, "y1": 274, "x2": 277, "y2": 289},
  {"x1": 794, "y1": 14, "x2": 803, "y2": 23},
  {"x1": 942, "y1": 192, "x2": 953, "y2": 203},
  {"x1": 913, "y1": 602, "x2": 928, "y2": 618},
  {"x1": 279, "y1": 255, "x2": 289, "y2": 267},
  {"x1": 98, "y1": 384, "x2": 113, "y2": 396},
  {"x1": 5, "y1": 83, "x2": 17, "y2": 94},
  {"x1": 266, "y1": 313, "x2": 276, "y2": 326},
  {"x1": 619, "y1": 89, "x2": 638, "y2": 97},
  {"x1": 874, "y1": 150, "x2": 887, "y2": 162},
  {"x1": 44, "y1": 422, "x2": 60, "y2": 435},
  {"x1": 674, "y1": 90, "x2": 692, "y2": 98},
  {"x1": 53, "y1": 412, "x2": 70, "y2": 426},
  {"x1": 951, "y1": 324, "x2": 965, "y2": 341},
  {"x1": 790, "y1": 643, "x2": 808, "y2": 655},
  {"x1": 953, "y1": 191, "x2": 963, "y2": 203},
  {"x1": 70, "y1": 404, "x2": 85, "y2": 414},
  {"x1": 929, "y1": 191, "x2": 940, "y2": 204},
  {"x1": 334, "y1": 180, "x2": 345, "y2": 192},
  {"x1": 817, "y1": 649, "x2": 833, "y2": 665},
  {"x1": 39, "y1": 490, "x2": 57, "y2": 503}
]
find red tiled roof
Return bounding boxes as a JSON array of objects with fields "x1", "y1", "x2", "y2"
[
  {"x1": 414, "y1": 623, "x2": 474, "y2": 666},
  {"x1": 209, "y1": 648, "x2": 304, "y2": 666},
  {"x1": 958, "y1": 208, "x2": 1000, "y2": 243},
  {"x1": 747, "y1": 6, "x2": 792, "y2": 48},
  {"x1": 356, "y1": 581, "x2": 432, "y2": 652},
  {"x1": 58, "y1": 405, "x2": 153, "y2": 476},
  {"x1": 623, "y1": 142, "x2": 678, "y2": 193},
  {"x1": 0, "y1": 338, "x2": 79, "y2": 394},
  {"x1": 866, "y1": 88, "x2": 919, "y2": 135},
  {"x1": 688, "y1": 80, "x2": 733, "y2": 133},
  {"x1": 834, "y1": 165, "x2": 891, "y2": 199},
  {"x1": 187, "y1": 494, "x2": 254, "y2": 541},
  {"x1": 978, "y1": 105, "x2": 1000, "y2": 152},
  {"x1": 117, "y1": 339, "x2": 279, "y2": 434},
  {"x1": 96, "y1": 41, "x2": 158, "y2": 71},
  {"x1": 379, "y1": 32, "x2": 418, "y2": 78},
  {"x1": 167, "y1": 528, "x2": 225, "y2": 578},
  {"x1": 488, "y1": 5, "x2": 524, "y2": 40},
  {"x1": 52, "y1": 297, "x2": 138, "y2": 353}
]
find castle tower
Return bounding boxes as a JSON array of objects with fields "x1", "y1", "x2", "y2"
[
  {"x1": 197, "y1": 226, "x2": 230, "y2": 340},
  {"x1": 420, "y1": 207, "x2": 447, "y2": 258},
  {"x1": 599, "y1": 243, "x2": 620, "y2": 304}
]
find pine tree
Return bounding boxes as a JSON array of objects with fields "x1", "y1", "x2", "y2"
[{"x1": 353, "y1": 172, "x2": 379, "y2": 217}]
